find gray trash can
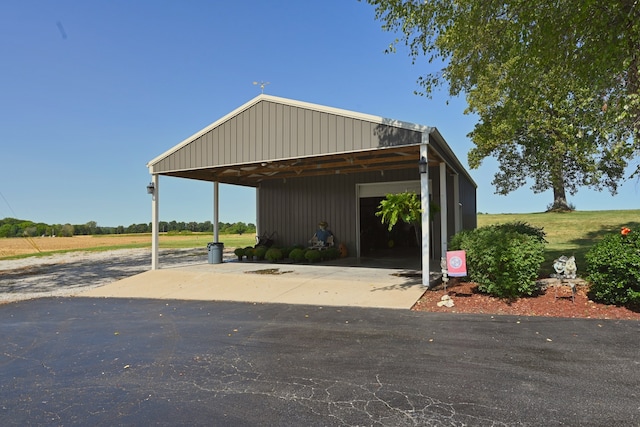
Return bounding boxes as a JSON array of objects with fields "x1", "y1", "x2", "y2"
[{"x1": 207, "y1": 242, "x2": 224, "y2": 264}]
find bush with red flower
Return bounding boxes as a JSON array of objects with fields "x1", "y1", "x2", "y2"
[{"x1": 586, "y1": 226, "x2": 640, "y2": 307}]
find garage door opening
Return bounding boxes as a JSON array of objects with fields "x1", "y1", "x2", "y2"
[
  {"x1": 356, "y1": 181, "x2": 425, "y2": 264},
  {"x1": 359, "y1": 196, "x2": 420, "y2": 258}
]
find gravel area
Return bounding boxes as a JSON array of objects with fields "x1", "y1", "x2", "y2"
[{"x1": 0, "y1": 248, "x2": 234, "y2": 304}]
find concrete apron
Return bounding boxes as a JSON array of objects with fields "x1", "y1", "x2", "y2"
[{"x1": 80, "y1": 260, "x2": 440, "y2": 310}]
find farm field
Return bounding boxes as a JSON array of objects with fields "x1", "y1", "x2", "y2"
[{"x1": 0, "y1": 233, "x2": 256, "y2": 259}]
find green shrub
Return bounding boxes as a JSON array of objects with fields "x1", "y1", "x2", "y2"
[
  {"x1": 586, "y1": 227, "x2": 640, "y2": 306},
  {"x1": 243, "y1": 246, "x2": 254, "y2": 260},
  {"x1": 305, "y1": 249, "x2": 322, "y2": 263},
  {"x1": 253, "y1": 246, "x2": 267, "y2": 260},
  {"x1": 265, "y1": 247, "x2": 283, "y2": 262},
  {"x1": 323, "y1": 247, "x2": 340, "y2": 260},
  {"x1": 449, "y1": 222, "x2": 545, "y2": 299},
  {"x1": 492, "y1": 221, "x2": 547, "y2": 243},
  {"x1": 280, "y1": 247, "x2": 293, "y2": 259},
  {"x1": 233, "y1": 247, "x2": 245, "y2": 260},
  {"x1": 289, "y1": 248, "x2": 306, "y2": 262}
]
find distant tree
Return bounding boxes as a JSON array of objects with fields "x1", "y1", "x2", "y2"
[
  {"x1": 85, "y1": 221, "x2": 97, "y2": 234},
  {"x1": 23, "y1": 226, "x2": 38, "y2": 237},
  {"x1": 0, "y1": 223, "x2": 13, "y2": 237},
  {"x1": 228, "y1": 222, "x2": 249, "y2": 235},
  {"x1": 35, "y1": 223, "x2": 48, "y2": 236},
  {"x1": 59, "y1": 224, "x2": 74, "y2": 237}
]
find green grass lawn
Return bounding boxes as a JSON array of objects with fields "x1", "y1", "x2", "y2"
[{"x1": 477, "y1": 209, "x2": 640, "y2": 275}]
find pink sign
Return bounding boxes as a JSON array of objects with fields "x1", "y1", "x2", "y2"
[{"x1": 446, "y1": 250, "x2": 467, "y2": 277}]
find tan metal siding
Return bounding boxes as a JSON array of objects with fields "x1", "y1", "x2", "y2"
[
  {"x1": 460, "y1": 177, "x2": 477, "y2": 230},
  {"x1": 152, "y1": 99, "x2": 424, "y2": 173},
  {"x1": 257, "y1": 168, "x2": 417, "y2": 255}
]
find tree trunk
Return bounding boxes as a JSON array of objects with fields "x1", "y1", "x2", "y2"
[
  {"x1": 548, "y1": 175, "x2": 573, "y2": 212},
  {"x1": 546, "y1": 142, "x2": 574, "y2": 212}
]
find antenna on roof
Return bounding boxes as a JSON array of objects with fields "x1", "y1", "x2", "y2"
[{"x1": 253, "y1": 81, "x2": 270, "y2": 94}]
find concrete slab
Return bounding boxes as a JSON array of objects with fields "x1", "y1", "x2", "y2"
[{"x1": 79, "y1": 261, "x2": 431, "y2": 309}]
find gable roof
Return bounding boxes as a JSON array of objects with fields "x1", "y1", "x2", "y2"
[{"x1": 147, "y1": 94, "x2": 475, "y2": 188}]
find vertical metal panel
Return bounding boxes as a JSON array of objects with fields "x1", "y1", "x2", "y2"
[
  {"x1": 311, "y1": 111, "x2": 320, "y2": 154},
  {"x1": 282, "y1": 105, "x2": 291, "y2": 158},
  {"x1": 236, "y1": 111, "x2": 243, "y2": 163},
  {"x1": 213, "y1": 127, "x2": 221, "y2": 166},
  {"x1": 268, "y1": 102, "x2": 277, "y2": 159},
  {"x1": 335, "y1": 116, "x2": 344, "y2": 152},
  {"x1": 459, "y1": 177, "x2": 477, "y2": 230},
  {"x1": 190, "y1": 138, "x2": 196, "y2": 168},
  {"x1": 231, "y1": 115, "x2": 242, "y2": 163},
  {"x1": 195, "y1": 136, "x2": 202, "y2": 168},
  {"x1": 320, "y1": 112, "x2": 329, "y2": 154},
  {"x1": 329, "y1": 114, "x2": 338, "y2": 153},
  {"x1": 255, "y1": 102, "x2": 263, "y2": 160},
  {"x1": 303, "y1": 109, "x2": 313, "y2": 154},
  {"x1": 295, "y1": 108, "x2": 305, "y2": 157}
]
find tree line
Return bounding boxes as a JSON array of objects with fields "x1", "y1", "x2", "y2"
[{"x1": 0, "y1": 218, "x2": 256, "y2": 238}]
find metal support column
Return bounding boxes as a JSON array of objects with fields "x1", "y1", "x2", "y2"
[
  {"x1": 150, "y1": 175, "x2": 159, "y2": 270},
  {"x1": 420, "y1": 140, "x2": 430, "y2": 286}
]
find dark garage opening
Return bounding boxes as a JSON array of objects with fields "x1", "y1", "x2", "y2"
[{"x1": 359, "y1": 197, "x2": 420, "y2": 259}]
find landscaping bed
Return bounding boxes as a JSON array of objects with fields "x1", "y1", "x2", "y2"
[{"x1": 412, "y1": 278, "x2": 640, "y2": 320}]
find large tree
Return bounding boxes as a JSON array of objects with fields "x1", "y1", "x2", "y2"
[{"x1": 365, "y1": 0, "x2": 639, "y2": 211}]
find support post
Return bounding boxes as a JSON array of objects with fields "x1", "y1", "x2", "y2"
[
  {"x1": 151, "y1": 175, "x2": 159, "y2": 270},
  {"x1": 213, "y1": 181, "x2": 220, "y2": 242},
  {"x1": 439, "y1": 162, "x2": 448, "y2": 273},
  {"x1": 420, "y1": 140, "x2": 430, "y2": 286}
]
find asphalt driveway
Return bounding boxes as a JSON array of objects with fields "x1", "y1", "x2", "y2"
[{"x1": 1, "y1": 297, "x2": 638, "y2": 426}]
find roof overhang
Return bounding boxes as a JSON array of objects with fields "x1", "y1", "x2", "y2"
[{"x1": 157, "y1": 144, "x2": 445, "y2": 186}]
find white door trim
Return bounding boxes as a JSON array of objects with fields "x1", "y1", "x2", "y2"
[{"x1": 355, "y1": 180, "x2": 422, "y2": 258}]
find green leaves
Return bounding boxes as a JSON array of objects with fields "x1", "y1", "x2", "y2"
[
  {"x1": 366, "y1": 0, "x2": 640, "y2": 206},
  {"x1": 586, "y1": 228, "x2": 640, "y2": 306},
  {"x1": 449, "y1": 222, "x2": 546, "y2": 299},
  {"x1": 375, "y1": 192, "x2": 422, "y2": 231}
]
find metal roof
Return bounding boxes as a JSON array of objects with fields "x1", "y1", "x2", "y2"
[{"x1": 147, "y1": 94, "x2": 476, "y2": 188}]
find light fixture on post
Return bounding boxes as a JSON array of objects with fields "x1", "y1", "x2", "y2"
[
  {"x1": 418, "y1": 156, "x2": 428, "y2": 174},
  {"x1": 146, "y1": 182, "x2": 155, "y2": 195}
]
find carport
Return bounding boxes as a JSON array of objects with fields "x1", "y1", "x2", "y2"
[{"x1": 146, "y1": 95, "x2": 477, "y2": 286}]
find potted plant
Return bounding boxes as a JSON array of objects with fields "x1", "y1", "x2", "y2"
[
  {"x1": 304, "y1": 249, "x2": 322, "y2": 263},
  {"x1": 375, "y1": 191, "x2": 439, "y2": 245},
  {"x1": 265, "y1": 247, "x2": 283, "y2": 262},
  {"x1": 253, "y1": 246, "x2": 267, "y2": 261},
  {"x1": 233, "y1": 247, "x2": 245, "y2": 261},
  {"x1": 289, "y1": 248, "x2": 306, "y2": 263}
]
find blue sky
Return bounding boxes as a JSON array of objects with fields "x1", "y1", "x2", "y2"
[{"x1": 1, "y1": 1, "x2": 638, "y2": 227}]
